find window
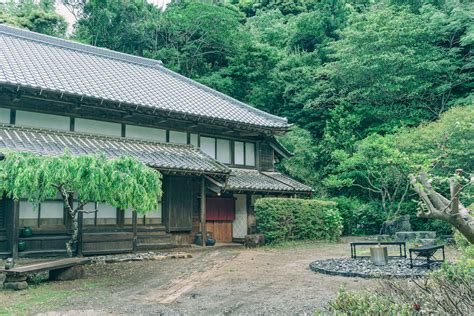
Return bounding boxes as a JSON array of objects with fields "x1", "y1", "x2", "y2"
[
  {"x1": 190, "y1": 133, "x2": 199, "y2": 147},
  {"x1": 19, "y1": 199, "x2": 64, "y2": 228},
  {"x1": 200, "y1": 136, "x2": 216, "y2": 158},
  {"x1": 169, "y1": 131, "x2": 187, "y2": 144},
  {"x1": 126, "y1": 125, "x2": 166, "y2": 142},
  {"x1": 82, "y1": 202, "x2": 117, "y2": 226},
  {"x1": 245, "y1": 142, "x2": 256, "y2": 166},
  {"x1": 75, "y1": 118, "x2": 121, "y2": 137},
  {"x1": 16, "y1": 111, "x2": 69, "y2": 131},
  {"x1": 234, "y1": 141, "x2": 255, "y2": 166},
  {"x1": 234, "y1": 141, "x2": 244, "y2": 165},
  {"x1": 216, "y1": 139, "x2": 231, "y2": 164}
]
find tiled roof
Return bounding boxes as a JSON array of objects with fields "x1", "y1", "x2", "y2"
[
  {"x1": 0, "y1": 125, "x2": 229, "y2": 175},
  {"x1": 0, "y1": 25, "x2": 289, "y2": 130},
  {"x1": 226, "y1": 169, "x2": 312, "y2": 193}
]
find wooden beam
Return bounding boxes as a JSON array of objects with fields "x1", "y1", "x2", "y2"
[
  {"x1": 200, "y1": 178, "x2": 206, "y2": 247},
  {"x1": 77, "y1": 211, "x2": 83, "y2": 257},
  {"x1": 11, "y1": 199, "x2": 19, "y2": 259},
  {"x1": 132, "y1": 210, "x2": 138, "y2": 252}
]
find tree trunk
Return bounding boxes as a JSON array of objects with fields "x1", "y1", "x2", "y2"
[
  {"x1": 410, "y1": 172, "x2": 474, "y2": 244},
  {"x1": 66, "y1": 210, "x2": 78, "y2": 257}
]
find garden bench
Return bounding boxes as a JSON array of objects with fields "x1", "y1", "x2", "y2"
[
  {"x1": 350, "y1": 241, "x2": 406, "y2": 259},
  {"x1": 409, "y1": 244, "x2": 445, "y2": 269},
  {"x1": 1, "y1": 257, "x2": 90, "y2": 290}
]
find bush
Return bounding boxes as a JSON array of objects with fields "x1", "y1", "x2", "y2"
[
  {"x1": 331, "y1": 197, "x2": 384, "y2": 235},
  {"x1": 255, "y1": 198, "x2": 342, "y2": 244},
  {"x1": 330, "y1": 246, "x2": 474, "y2": 315}
]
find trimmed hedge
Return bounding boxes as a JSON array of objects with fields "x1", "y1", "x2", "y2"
[{"x1": 254, "y1": 198, "x2": 343, "y2": 244}]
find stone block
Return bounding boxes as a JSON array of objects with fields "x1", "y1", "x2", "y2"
[
  {"x1": 4, "y1": 281, "x2": 28, "y2": 290},
  {"x1": 380, "y1": 215, "x2": 412, "y2": 235},
  {"x1": 416, "y1": 231, "x2": 436, "y2": 239},
  {"x1": 49, "y1": 266, "x2": 85, "y2": 281},
  {"x1": 420, "y1": 239, "x2": 436, "y2": 246},
  {"x1": 244, "y1": 234, "x2": 265, "y2": 248},
  {"x1": 395, "y1": 231, "x2": 417, "y2": 241},
  {"x1": 5, "y1": 274, "x2": 27, "y2": 282}
]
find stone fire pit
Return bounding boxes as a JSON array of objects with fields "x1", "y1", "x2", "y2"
[{"x1": 309, "y1": 257, "x2": 441, "y2": 278}]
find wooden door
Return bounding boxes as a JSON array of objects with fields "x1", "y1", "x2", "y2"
[
  {"x1": 206, "y1": 221, "x2": 233, "y2": 243},
  {"x1": 162, "y1": 176, "x2": 195, "y2": 232}
]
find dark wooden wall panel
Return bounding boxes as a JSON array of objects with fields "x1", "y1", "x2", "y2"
[
  {"x1": 259, "y1": 142, "x2": 274, "y2": 171},
  {"x1": 163, "y1": 176, "x2": 196, "y2": 232}
]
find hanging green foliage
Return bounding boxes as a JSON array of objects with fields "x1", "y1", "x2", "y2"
[{"x1": 0, "y1": 151, "x2": 162, "y2": 256}]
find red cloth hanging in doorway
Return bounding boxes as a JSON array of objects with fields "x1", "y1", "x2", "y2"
[{"x1": 206, "y1": 197, "x2": 235, "y2": 221}]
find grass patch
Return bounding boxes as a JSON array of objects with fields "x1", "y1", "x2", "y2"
[{"x1": 1, "y1": 284, "x2": 70, "y2": 314}]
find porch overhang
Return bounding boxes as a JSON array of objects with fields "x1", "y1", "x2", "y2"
[
  {"x1": 0, "y1": 124, "x2": 230, "y2": 181},
  {"x1": 223, "y1": 169, "x2": 313, "y2": 195}
]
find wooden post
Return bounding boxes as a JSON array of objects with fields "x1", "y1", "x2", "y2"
[
  {"x1": 132, "y1": 210, "x2": 138, "y2": 252},
  {"x1": 200, "y1": 178, "x2": 206, "y2": 247},
  {"x1": 77, "y1": 211, "x2": 83, "y2": 257},
  {"x1": 11, "y1": 199, "x2": 19, "y2": 259}
]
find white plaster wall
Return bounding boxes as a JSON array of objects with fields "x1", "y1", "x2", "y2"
[
  {"x1": 233, "y1": 194, "x2": 248, "y2": 238},
  {"x1": 40, "y1": 201, "x2": 64, "y2": 218},
  {"x1": 75, "y1": 118, "x2": 121, "y2": 137},
  {"x1": 169, "y1": 130, "x2": 187, "y2": 144},
  {"x1": 126, "y1": 125, "x2": 166, "y2": 142},
  {"x1": 0, "y1": 108, "x2": 10, "y2": 123},
  {"x1": 16, "y1": 110, "x2": 70, "y2": 131}
]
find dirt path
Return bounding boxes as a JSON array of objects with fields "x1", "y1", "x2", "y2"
[{"x1": 2, "y1": 241, "x2": 378, "y2": 315}]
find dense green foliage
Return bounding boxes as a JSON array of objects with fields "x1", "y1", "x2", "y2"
[
  {"x1": 0, "y1": 151, "x2": 162, "y2": 213},
  {"x1": 0, "y1": 0, "x2": 67, "y2": 36},
  {"x1": 254, "y1": 198, "x2": 342, "y2": 243},
  {"x1": 1, "y1": 0, "x2": 472, "y2": 235}
]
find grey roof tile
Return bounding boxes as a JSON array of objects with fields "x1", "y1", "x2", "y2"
[
  {"x1": 0, "y1": 124, "x2": 229, "y2": 175},
  {"x1": 0, "y1": 25, "x2": 289, "y2": 130},
  {"x1": 226, "y1": 169, "x2": 312, "y2": 193}
]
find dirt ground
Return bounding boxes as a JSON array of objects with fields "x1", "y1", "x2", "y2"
[{"x1": 1, "y1": 239, "x2": 440, "y2": 315}]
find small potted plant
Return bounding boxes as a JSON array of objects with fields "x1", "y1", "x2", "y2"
[{"x1": 20, "y1": 226, "x2": 33, "y2": 238}]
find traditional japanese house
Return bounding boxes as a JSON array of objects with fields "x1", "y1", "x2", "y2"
[{"x1": 0, "y1": 25, "x2": 312, "y2": 258}]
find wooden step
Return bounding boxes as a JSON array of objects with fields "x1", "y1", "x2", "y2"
[{"x1": 136, "y1": 243, "x2": 175, "y2": 250}]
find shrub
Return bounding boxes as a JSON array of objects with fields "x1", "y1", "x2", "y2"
[
  {"x1": 330, "y1": 246, "x2": 474, "y2": 315},
  {"x1": 255, "y1": 198, "x2": 342, "y2": 244},
  {"x1": 331, "y1": 197, "x2": 385, "y2": 235}
]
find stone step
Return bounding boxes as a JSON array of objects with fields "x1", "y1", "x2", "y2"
[{"x1": 395, "y1": 231, "x2": 437, "y2": 241}]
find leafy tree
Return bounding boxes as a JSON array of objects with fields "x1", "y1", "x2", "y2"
[
  {"x1": 0, "y1": 152, "x2": 162, "y2": 256},
  {"x1": 0, "y1": 0, "x2": 67, "y2": 37},
  {"x1": 325, "y1": 134, "x2": 413, "y2": 219},
  {"x1": 151, "y1": 1, "x2": 244, "y2": 77},
  {"x1": 410, "y1": 169, "x2": 473, "y2": 243},
  {"x1": 73, "y1": 0, "x2": 160, "y2": 56},
  {"x1": 312, "y1": 4, "x2": 472, "y2": 135}
]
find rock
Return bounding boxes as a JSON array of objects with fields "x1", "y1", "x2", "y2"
[
  {"x1": 377, "y1": 235, "x2": 390, "y2": 241},
  {"x1": 416, "y1": 231, "x2": 436, "y2": 239},
  {"x1": 420, "y1": 239, "x2": 436, "y2": 246},
  {"x1": 5, "y1": 274, "x2": 27, "y2": 282},
  {"x1": 396, "y1": 231, "x2": 417, "y2": 241},
  {"x1": 380, "y1": 215, "x2": 412, "y2": 235},
  {"x1": 4, "y1": 281, "x2": 28, "y2": 290},
  {"x1": 49, "y1": 266, "x2": 85, "y2": 281},
  {"x1": 244, "y1": 234, "x2": 265, "y2": 248}
]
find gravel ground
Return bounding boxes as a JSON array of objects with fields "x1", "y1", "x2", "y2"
[{"x1": 0, "y1": 240, "x2": 391, "y2": 315}]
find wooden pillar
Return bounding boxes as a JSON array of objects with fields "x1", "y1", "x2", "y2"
[
  {"x1": 132, "y1": 210, "x2": 138, "y2": 252},
  {"x1": 246, "y1": 194, "x2": 252, "y2": 235},
  {"x1": 77, "y1": 211, "x2": 83, "y2": 257},
  {"x1": 200, "y1": 178, "x2": 206, "y2": 246},
  {"x1": 11, "y1": 199, "x2": 19, "y2": 259}
]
